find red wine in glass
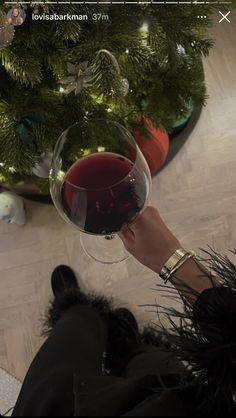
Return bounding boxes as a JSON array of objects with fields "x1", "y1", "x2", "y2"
[{"x1": 61, "y1": 152, "x2": 148, "y2": 234}]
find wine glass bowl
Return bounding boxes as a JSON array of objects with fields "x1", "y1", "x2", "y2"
[{"x1": 50, "y1": 119, "x2": 151, "y2": 263}]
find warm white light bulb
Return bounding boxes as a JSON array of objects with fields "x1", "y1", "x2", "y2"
[
  {"x1": 107, "y1": 108, "x2": 112, "y2": 113},
  {"x1": 140, "y1": 22, "x2": 149, "y2": 33},
  {"x1": 125, "y1": 48, "x2": 129, "y2": 54},
  {"x1": 59, "y1": 86, "x2": 65, "y2": 93}
]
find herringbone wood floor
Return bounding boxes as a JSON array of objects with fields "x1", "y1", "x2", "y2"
[{"x1": 0, "y1": 12, "x2": 236, "y2": 381}]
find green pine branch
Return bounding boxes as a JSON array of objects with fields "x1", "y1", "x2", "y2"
[{"x1": 1, "y1": 1, "x2": 235, "y2": 189}]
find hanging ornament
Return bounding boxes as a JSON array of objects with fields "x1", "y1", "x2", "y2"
[
  {"x1": 15, "y1": 114, "x2": 45, "y2": 146},
  {"x1": 0, "y1": 11, "x2": 14, "y2": 50},
  {"x1": 95, "y1": 49, "x2": 130, "y2": 99},
  {"x1": 60, "y1": 62, "x2": 94, "y2": 95},
  {"x1": 0, "y1": 191, "x2": 26, "y2": 226},
  {"x1": 60, "y1": 50, "x2": 129, "y2": 98},
  {"x1": 32, "y1": 152, "x2": 53, "y2": 178},
  {"x1": 119, "y1": 78, "x2": 129, "y2": 98},
  {"x1": 134, "y1": 117, "x2": 169, "y2": 175},
  {"x1": 176, "y1": 44, "x2": 186, "y2": 56},
  {"x1": 176, "y1": 43, "x2": 192, "y2": 66}
]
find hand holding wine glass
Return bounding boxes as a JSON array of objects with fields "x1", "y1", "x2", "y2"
[{"x1": 119, "y1": 206, "x2": 181, "y2": 274}]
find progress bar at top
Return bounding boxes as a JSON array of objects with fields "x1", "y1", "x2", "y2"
[{"x1": 4, "y1": 1, "x2": 234, "y2": 4}]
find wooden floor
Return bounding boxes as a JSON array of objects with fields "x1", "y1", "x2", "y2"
[{"x1": 1, "y1": 12, "x2": 236, "y2": 382}]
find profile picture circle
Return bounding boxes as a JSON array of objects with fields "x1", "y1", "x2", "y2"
[{"x1": 7, "y1": 7, "x2": 26, "y2": 27}]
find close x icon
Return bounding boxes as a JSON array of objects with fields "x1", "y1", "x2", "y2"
[{"x1": 218, "y1": 11, "x2": 231, "y2": 23}]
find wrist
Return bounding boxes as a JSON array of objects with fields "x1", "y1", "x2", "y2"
[
  {"x1": 169, "y1": 257, "x2": 196, "y2": 280},
  {"x1": 169, "y1": 257, "x2": 213, "y2": 297}
]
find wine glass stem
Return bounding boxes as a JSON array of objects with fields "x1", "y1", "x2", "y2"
[{"x1": 105, "y1": 234, "x2": 116, "y2": 240}]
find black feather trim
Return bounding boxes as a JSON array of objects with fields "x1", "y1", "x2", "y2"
[
  {"x1": 141, "y1": 248, "x2": 236, "y2": 415},
  {"x1": 42, "y1": 288, "x2": 141, "y2": 375}
]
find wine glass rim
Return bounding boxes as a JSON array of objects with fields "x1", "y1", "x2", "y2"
[{"x1": 62, "y1": 119, "x2": 141, "y2": 192}]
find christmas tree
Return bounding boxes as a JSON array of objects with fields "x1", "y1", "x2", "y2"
[{"x1": 0, "y1": 1, "x2": 232, "y2": 194}]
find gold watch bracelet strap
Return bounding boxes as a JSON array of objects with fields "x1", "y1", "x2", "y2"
[{"x1": 159, "y1": 248, "x2": 196, "y2": 284}]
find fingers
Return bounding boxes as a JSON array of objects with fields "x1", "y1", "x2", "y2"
[
  {"x1": 118, "y1": 225, "x2": 135, "y2": 251},
  {"x1": 118, "y1": 225, "x2": 133, "y2": 240},
  {"x1": 129, "y1": 206, "x2": 160, "y2": 232},
  {"x1": 118, "y1": 206, "x2": 161, "y2": 249}
]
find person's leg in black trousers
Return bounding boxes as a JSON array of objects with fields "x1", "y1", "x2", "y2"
[
  {"x1": 13, "y1": 266, "x2": 141, "y2": 416},
  {"x1": 13, "y1": 300, "x2": 107, "y2": 414}
]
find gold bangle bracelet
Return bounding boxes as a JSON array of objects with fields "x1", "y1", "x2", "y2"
[
  {"x1": 159, "y1": 249, "x2": 196, "y2": 284},
  {"x1": 164, "y1": 251, "x2": 195, "y2": 284}
]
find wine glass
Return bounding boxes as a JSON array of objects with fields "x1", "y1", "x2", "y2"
[{"x1": 50, "y1": 119, "x2": 151, "y2": 264}]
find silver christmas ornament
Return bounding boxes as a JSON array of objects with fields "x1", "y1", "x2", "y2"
[
  {"x1": 60, "y1": 62, "x2": 94, "y2": 95},
  {"x1": 0, "y1": 11, "x2": 14, "y2": 50}
]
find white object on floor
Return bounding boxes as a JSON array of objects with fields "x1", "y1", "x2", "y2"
[
  {"x1": 0, "y1": 367, "x2": 21, "y2": 416},
  {"x1": 0, "y1": 192, "x2": 26, "y2": 226}
]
